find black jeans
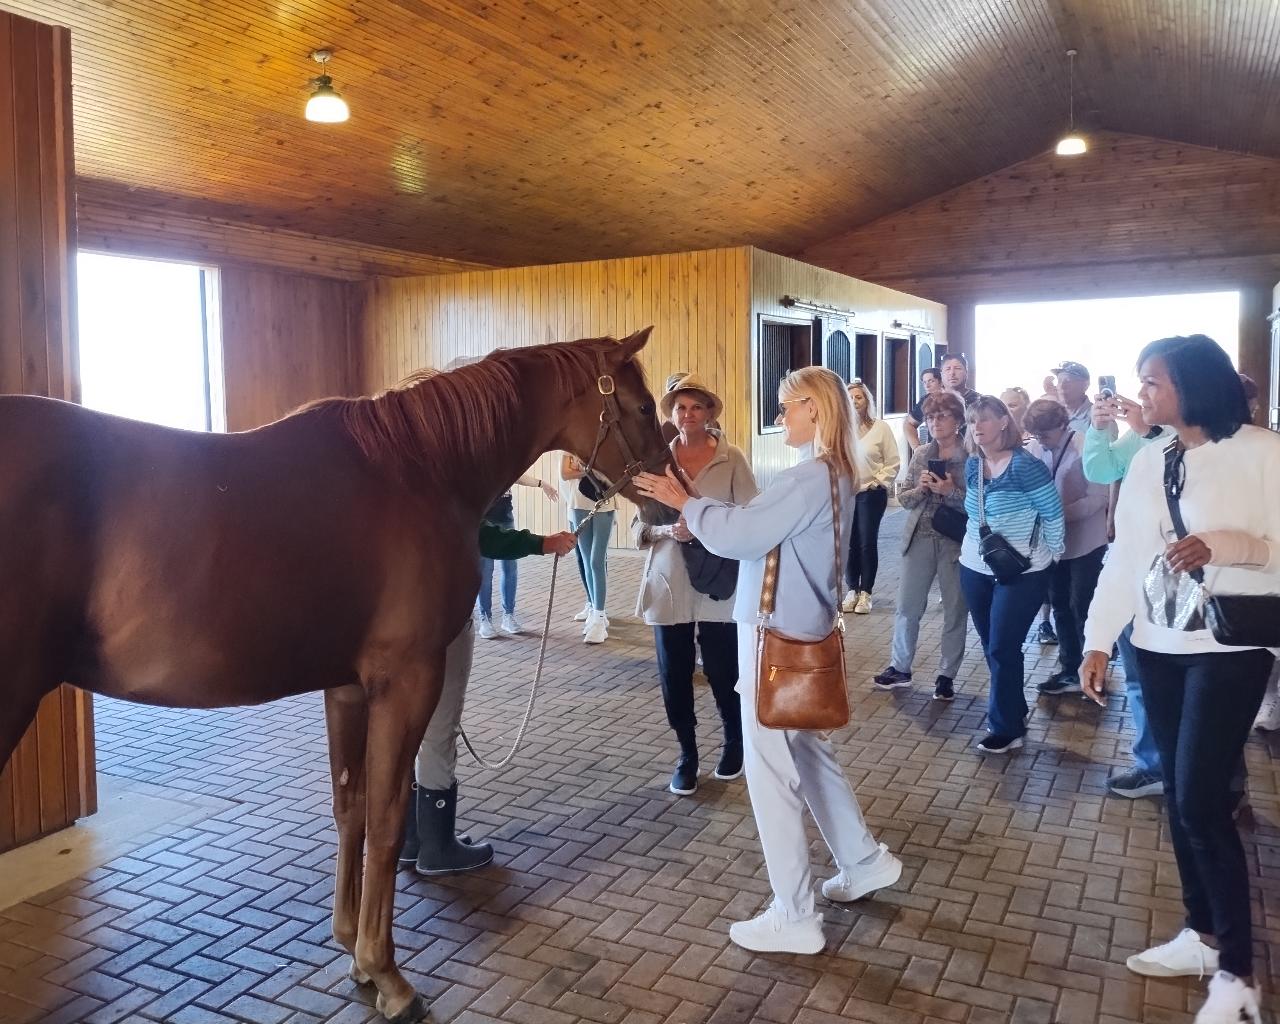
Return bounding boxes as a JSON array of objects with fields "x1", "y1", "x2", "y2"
[
  {"x1": 1135, "y1": 645, "x2": 1274, "y2": 978},
  {"x1": 653, "y1": 621, "x2": 740, "y2": 755},
  {"x1": 845, "y1": 486, "x2": 889, "y2": 593},
  {"x1": 1046, "y1": 544, "x2": 1106, "y2": 675}
]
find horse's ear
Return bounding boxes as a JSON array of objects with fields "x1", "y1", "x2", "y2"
[{"x1": 615, "y1": 326, "x2": 654, "y2": 362}]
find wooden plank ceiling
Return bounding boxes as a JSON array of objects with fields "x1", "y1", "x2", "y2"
[{"x1": 4, "y1": 0, "x2": 1280, "y2": 269}]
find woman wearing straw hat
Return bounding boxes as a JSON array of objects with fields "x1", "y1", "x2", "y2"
[{"x1": 634, "y1": 373, "x2": 758, "y2": 795}]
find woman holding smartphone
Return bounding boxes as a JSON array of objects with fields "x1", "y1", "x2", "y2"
[{"x1": 872, "y1": 391, "x2": 969, "y2": 700}]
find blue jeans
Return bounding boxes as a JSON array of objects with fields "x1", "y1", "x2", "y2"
[
  {"x1": 476, "y1": 513, "x2": 517, "y2": 617},
  {"x1": 1117, "y1": 623, "x2": 1160, "y2": 774},
  {"x1": 959, "y1": 565, "x2": 1050, "y2": 738},
  {"x1": 569, "y1": 508, "x2": 614, "y2": 611}
]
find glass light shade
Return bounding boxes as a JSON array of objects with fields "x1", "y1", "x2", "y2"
[
  {"x1": 1055, "y1": 134, "x2": 1086, "y2": 155},
  {"x1": 306, "y1": 81, "x2": 349, "y2": 123}
]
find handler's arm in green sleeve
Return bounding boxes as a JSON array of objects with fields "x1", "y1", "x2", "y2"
[{"x1": 478, "y1": 521, "x2": 547, "y2": 560}]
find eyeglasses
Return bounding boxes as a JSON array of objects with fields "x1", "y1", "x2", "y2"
[
  {"x1": 777, "y1": 397, "x2": 812, "y2": 416},
  {"x1": 850, "y1": 377, "x2": 863, "y2": 386}
]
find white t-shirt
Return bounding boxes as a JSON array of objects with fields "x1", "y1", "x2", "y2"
[{"x1": 559, "y1": 458, "x2": 616, "y2": 512}]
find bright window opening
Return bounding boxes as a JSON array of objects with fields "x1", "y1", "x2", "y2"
[
  {"x1": 76, "y1": 252, "x2": 224, "y2": 431},
  {"x1": 976, "y1": 291, "x2": 1240, "y2": 400}
]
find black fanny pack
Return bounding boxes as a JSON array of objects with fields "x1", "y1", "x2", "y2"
[
  {"x1": 976, "y1": 456, "x2": 1035, "y2": 583},
  {"x1": 1163, "y1": 440, "x2": 1280, "y2": 648}
]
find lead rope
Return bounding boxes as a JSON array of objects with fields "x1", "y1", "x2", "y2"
[{"x1": 457, "y1": 499, "x2": 606, "y2": 770}]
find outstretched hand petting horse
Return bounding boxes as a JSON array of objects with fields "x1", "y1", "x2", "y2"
[{"x1": 0, "y1": 327, "x2": 671, "y2": 1022}]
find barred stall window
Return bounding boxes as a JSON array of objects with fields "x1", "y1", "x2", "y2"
[{"x1": 758, "y1": 318, "x2": 813, "y2": 432}]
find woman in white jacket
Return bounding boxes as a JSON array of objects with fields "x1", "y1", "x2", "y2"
[
  {"x1": 842, "y1": 380, "x2": 900, "y2": 614},
  {"x1": 636, "y1": 367, "x2": 902, "y2": 956},
  {"x1": 1081, "y1": 335, "x2": 1280, "y2": 1024}
]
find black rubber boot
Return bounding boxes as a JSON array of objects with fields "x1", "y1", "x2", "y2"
[{"x1": 414, "y1": 782, "x2": 494, "y2": 876}]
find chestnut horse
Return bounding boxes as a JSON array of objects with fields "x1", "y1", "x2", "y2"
[{"x1": 0, "y1": 328, "x2": 670, "y2": 1022}]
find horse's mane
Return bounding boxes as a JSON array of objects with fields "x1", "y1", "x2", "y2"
[{"x1": 317, "y1": 338, "x2": 610, "y2": 480}]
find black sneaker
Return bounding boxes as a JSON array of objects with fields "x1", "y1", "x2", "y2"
[
  {"x1": 669, "y1": 756, "x2": 698, "y2": 795},
  {"x1": 932, "y1": 676, "x2": 955, "y2": 701},
  {"x1": 975, "y1": 733, "x2": 1024, "y2": 754},
  {"x1": 1036, "y1": 620, "x2": 1058, "y2": 645},
  {"x1": 713, "y1": 742, "x2": 743, "y2": 781},
  {"x1": 1107, "y1": 768, "x2": 1163, "y2": 798},
  {"x1": 1037, "y1": 671, "x2": 1080, "y2": 695},
  {"x1": 873, "y1": 666, "x2": 912, "y2": 691}
]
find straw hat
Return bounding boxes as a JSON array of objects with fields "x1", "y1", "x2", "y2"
[{"x1": 659, "y1": 372, "x2": 724, "y2": 422}]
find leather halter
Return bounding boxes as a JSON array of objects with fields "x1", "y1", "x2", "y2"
[{"x1": 577, "y1": 350, "x2": 667, "y2": 510}]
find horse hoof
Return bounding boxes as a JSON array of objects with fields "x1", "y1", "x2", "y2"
[
  {"x1": 348, "y1": 959, "x2": 372, "y2": 986},
  {"x1": 376, "y1": 991, "x2": 427, "y2": 1023}
]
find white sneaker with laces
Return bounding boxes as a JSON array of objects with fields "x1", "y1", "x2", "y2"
[
  {"x1": 582, "y1": 610, "x2": 610, "y2": 635},
  {"x1": 728, "y1": 902, "x2": 825, "y2": 955},
  {"x1": 822, "y1": 844, "x2": 903, "y2": 903},
  {"x1": 1194, "y1": 971, "x2": 1261, "y2": 1023},
  {"x1": 500, "y1": 611, "x2": 522, "y2": 635},
  {"x1": 573, "y1": 601, "x2": 592, "y2": 623},
  {"x1": 476, "y1": 615, "x2": 497, "y2": 640},
  {"x1": 1255, "y1": 679, "x2": 1280, "y2": 731},
  {"x1": 583, "y1": 610, "x2": 608, "y2": 645},
  {"x1": 840, "y1": 590, "x2": 858, "y2": 613},
  {"x1": 1126, "y1": 928, "x2": 1219, "y2": 978},
  {"x1": 853, "y1": 592, "x2": 872, "y2": 614}
]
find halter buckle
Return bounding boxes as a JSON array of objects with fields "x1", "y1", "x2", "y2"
[{"x1": 597, "y1": 374, "x2": 616, "y2": 396}]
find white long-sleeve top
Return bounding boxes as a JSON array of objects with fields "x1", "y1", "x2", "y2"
[
  {"x1": 1083, "y1": 425, "x2": 1280, "y2": 656},
  {"x1": 857, "y1": 419, "x2": 901, "y2": 493},
  {"x1": 683, "y1": 444, "x2": 854, "y2": 642}
]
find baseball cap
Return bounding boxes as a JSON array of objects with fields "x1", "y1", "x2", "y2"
[{"x1": 1051, "y1": 360, "x2": 1090, "y2": 382}]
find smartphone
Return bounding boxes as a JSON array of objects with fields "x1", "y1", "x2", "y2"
[
  {"x1": 927, "y1": 459, "x2": 948, "y2": 479},
  {"x1": 1098, "y1": 375, "x2": 1117, "y2": 399}
]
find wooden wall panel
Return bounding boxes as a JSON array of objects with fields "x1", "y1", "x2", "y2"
[
  {"x1": 218, "y1": 266, "x2": 358, "y2": 431},
  {"x1": 0, "y1": 9, "x2": 94, "y2": 852},
  {"x1": 358, "y1": 248, "x2": 753, "y2": 547},
  {"x1": 750, "y1": 249, "x2": 947, "y2": 487},
  {"x1": 801, "y1": 132, "x2": 1280, "y2": 398}
]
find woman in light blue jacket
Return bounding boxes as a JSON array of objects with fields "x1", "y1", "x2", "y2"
[{"x1": 636, "y1": 366, "x2": 901, "y2": 956}]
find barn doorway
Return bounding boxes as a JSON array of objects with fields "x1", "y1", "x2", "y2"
[
  {"x1": 975, "y1": 291, "x2": 1241, "y2": 399},
  {"x1": 76, "y1": 252, "x2": 225, "y2": 431}
]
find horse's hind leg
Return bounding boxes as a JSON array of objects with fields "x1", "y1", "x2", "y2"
[
  {"x1": 354, "y1": 667, "x2": 439, "y2": 1023},
  {"x1": 324, "y1": 684, "x2": 370, "y2": 982}
]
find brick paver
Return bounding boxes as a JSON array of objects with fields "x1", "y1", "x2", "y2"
[{"x1": 2, "y1": 508, "x2": 1278, "y2": 1023}]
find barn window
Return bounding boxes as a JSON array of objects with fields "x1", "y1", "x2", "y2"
[
  {"x1": 824, "y1": 329, "x2": 852, "y2": 382},
  {"x1": 77, "y1": 253, "x2": 225, "y2": 431},
  {"x1": 758, "y1": 316, "x2": 813, "y2": 432}
]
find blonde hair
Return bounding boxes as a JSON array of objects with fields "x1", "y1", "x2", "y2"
[
  {"x1": 846, "y1": 380, "x2": 879, "y2": 425},
  {"x1": 964, "y1": 394, "x2": 1023, "y2": 454},
  {"x1": 779, "y1": 367, "x2": 862, "y2": 483}
]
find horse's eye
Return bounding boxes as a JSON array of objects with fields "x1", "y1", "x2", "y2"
[{"x1": 639, "y1": 403, "x2": 654, "y2": 416}]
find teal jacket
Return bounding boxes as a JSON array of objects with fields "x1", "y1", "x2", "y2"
[
  {"x1": 479, "y1": 521, "x2": 543, "y2": 560},
  {"x1": 1081, "y1": 425, "x2": 1173, "y2": 484}
]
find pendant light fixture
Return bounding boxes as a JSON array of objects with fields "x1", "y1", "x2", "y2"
[
  {"x1": 1055, "y1": 49, "x2": 1086, "y2": 155},
  {"x1": 306, "y1": 49, "x2": 349, "y2": 123}
]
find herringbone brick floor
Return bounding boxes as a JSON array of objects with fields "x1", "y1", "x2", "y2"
[{"x1": 3, "y1": 509, "x2": 1280, "y2": 1024}]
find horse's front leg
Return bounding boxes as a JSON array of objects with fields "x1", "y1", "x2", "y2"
[
  {"x1": 354, "y1": 665, "x2": 440, "y2": 1023},
  {"x1": 323, "y1": 684, "x2": 370, "y2": 982}
]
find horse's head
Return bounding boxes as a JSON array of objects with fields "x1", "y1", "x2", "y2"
[{"x1": 564, "y1": 327, "x2": 674, "y2": 524}]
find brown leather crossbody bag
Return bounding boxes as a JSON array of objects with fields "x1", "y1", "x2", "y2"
[{"x1": 755, "y1": 459, "x2": 850, "y2": 731}]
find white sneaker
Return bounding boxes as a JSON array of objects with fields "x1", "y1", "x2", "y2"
[
  {"x1": 1256, "y1": 682, "x2": 1280, "y2": 731},
  {"x1": 840, "y1": 590, "x2": 858, "y2": 613},
  {"x1": 583, "y1": 610, "x2": 608, "y2": 645},
  {"x1": 728, "y1": 903, "x2": 825, "y2": 955},
  {"x1": 500, "y1": 611, "x2": 522, "y2": 635},
  {"x1": 573, "y1": 601, "x2": 592, "y2": 622},
  {"x1": 853, "y1": 592, "x2": 872, "y2": 614},
  {"x1": 581, "y1": 609, "x2": 609, "y2": 635},
  {"x1": 1126, "y1": 928, "x2": 1219, "y2": 978},
  {"x1": 476, "y1": 615, "x2": 497, "y2": 640},
  {"x1": 822, "y1": 844, "x2": 903, "y2": 903},
  {"x1": 1195, "y1": 971, "x2": 1261, "y2": 1023}
]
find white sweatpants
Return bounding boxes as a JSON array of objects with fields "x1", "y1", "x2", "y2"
[
  {"x1": 737, "y1": 623, "x2": 880, "y2": 920},
  {"x1": 415, "y1": 623, "x2": 474, "y2": 789}
]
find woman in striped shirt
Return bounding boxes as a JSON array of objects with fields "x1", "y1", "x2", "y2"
[{"x1": 959, "y1": 395, "x2": 1065, "y2": 753}]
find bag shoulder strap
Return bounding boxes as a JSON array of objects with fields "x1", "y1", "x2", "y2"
[
  {"x1": 758, "y1": 459, "x2": 843, "y2": 623},
  {"x1": 1162, "y1": 439, "x2": 1206, "y2": 585}
]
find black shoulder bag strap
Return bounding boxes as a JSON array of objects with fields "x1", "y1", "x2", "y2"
[{"x1": 1162, "y1": 439, "x2": 1203, "y2": 584}]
